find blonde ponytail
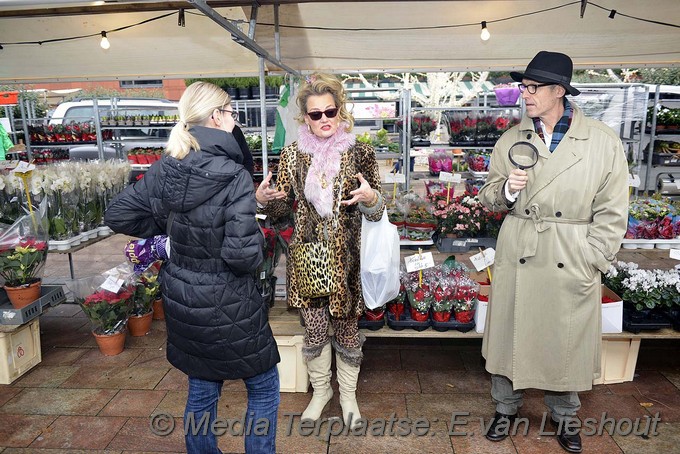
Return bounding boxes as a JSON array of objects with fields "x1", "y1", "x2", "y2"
[{"x1": 165, "y1": 81, "x2": 231, "y2": 159}]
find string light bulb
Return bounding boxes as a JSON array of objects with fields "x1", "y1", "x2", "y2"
[
  {"x1": 480, "y1": 21, "x2": 490, "y2": 41},
  {"x1": 100, "y1": 31, "x2": 110, "y2": 50}
]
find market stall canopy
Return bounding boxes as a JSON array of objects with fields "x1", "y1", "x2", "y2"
[{"x1": 0, "y1": 0, "x2": 678, "y2": 83}]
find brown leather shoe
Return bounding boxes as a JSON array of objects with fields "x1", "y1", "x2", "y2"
[
  {"x1": 549, "y1": 417, "x2": 583, "y2": 453},
  {"x1": 485, "y1": 412, "x2": 518, "y2": 442}
]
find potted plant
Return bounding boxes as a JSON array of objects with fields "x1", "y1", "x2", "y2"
[
  {"x1": 447, "y1": 112, "x2": 477, "y2": 146},
  {"x1": 404, "y1": 270, "x2": 433, "y2": 322},
  {"x1": 70, "y1": 270, "x2": 135, "y2": 356},
  {"x1": 387, "y1": 282, "x2": 406, "y2": 320},
  {"x1": 128, "y1": 262, "x2": 161, "y2": 336},
  {"x1": 411, "y1": 113, "x2": 436, "y2": 147},
  {"x1": 405, "y1": 201, "x2": 437, "y2": 241},
  {"x1": 452, "y1": 277, "x2": 479, "y2": 323},
  {"x1": 0, "y1": 236, "x2": 48, "y2": 309},
  {"x1": 432, "y1": 282, "x2": 454, "y2": 322}
]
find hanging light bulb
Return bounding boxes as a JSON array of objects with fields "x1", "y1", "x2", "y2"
[
  {"x1": 100, "y1": 31, "x2": 110, "y2": 50},
  {"x1": 480, "y1": 21, "x2": 490, "y2": 41}
]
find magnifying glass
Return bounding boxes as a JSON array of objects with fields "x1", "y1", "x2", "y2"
[{"x1": 508, "y1": 141, "x2": 539, "y2": 170}]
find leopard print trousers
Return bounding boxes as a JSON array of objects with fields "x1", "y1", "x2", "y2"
[{"x1": 300, "y1": 306, "x2": 361, "y2": 350}]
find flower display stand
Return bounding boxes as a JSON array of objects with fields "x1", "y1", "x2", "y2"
[{"x1": 0, "y1": 318, "x2": 41, "y2": 384}]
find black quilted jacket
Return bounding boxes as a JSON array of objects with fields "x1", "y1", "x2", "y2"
[{"x1": 104, "y1": 126, "x2": 280, "y2": 380}]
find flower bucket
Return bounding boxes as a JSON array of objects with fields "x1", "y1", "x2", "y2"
[
  {"x1": 128, "y1": 311, "x2": 153, "y2": 336},
  {"x1": 93, "y1": 330, "x2": 126, "y2": 356},
  {"x1": 152, "y1": 298, "x2": 165, "y2": 320},
  {"x1": 494, "y1": 87, "x2": 521, "y2": 106},
  {"x1": 432, "y1": 310, "x2": 452, "y2": 322},
  {"x1": 4, "y1": 280, "x2": 42, "y2": 309}
]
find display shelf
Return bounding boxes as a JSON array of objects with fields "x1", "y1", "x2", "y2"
[
  {"x1": 30, "y1": 144, "x2": 93, "y2": 148},
  {"x1": 101, "y1": 125, "x2": 176, "y2": 129},
  {"x1": 621, "y1": 238, "x2": 680, "y2": 250}
]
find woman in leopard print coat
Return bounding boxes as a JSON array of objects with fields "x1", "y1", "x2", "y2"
[{"x1": 256, "y1": 73, "x2": 384, "y2": 429}]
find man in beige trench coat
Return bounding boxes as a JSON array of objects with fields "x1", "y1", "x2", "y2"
[{"x1": 477, "y1": 51, "x2": 629, "y2": 453}]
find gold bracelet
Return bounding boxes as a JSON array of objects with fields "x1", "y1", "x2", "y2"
[{"x1": 362, "y1": 190, "x2": 379, "y2": 208}]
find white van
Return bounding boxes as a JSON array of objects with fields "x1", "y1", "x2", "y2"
[{"x1": 49, "y1": 98, "x2": 179, "y2": 160}]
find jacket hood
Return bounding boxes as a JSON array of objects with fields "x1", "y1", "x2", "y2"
[{"x1": 160, "y1": 126, "x2": 244, "y2": 212}]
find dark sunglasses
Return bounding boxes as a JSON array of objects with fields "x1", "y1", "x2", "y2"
[{"x1": 307, "y1": 108, "x2": 339, "y2": 121}]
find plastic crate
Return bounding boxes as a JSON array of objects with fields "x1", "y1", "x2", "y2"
[
  {"x1": 0, "y1": 285, "x2": 66, "y2": 325},
  {"x1": 275, "y1": 335, "x2": 309, "y2": 393},
  {"x1": 0, "y1": 91, "x2": 18, "y2": 105},
  {"x1": 435, "y1": 236, "x2": 496, "y2": 253},
  {"x1": 0, "y1": 318, "x2": 41, "y2": 384},
  {"x1": 593, "y1": 338, "x2": 640, "y2": 385}
]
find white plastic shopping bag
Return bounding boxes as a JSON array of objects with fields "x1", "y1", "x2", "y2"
[{"x1": 361, "y1": 209, "x2": 400, "y2": 309}]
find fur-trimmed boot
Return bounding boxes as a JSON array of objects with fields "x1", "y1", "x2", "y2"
[
  {"x1": 333, "y1": 337, "x2": 364, "y2": 429},
  {"x1": 301, "y1": 343, "x2": 333, "y2": 421}
]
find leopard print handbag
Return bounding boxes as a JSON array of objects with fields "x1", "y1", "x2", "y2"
[
  {"x1": 289, "y1": 234, "x2": 337, "y2": 298},
  {"x1": 289, "y1": 153, "x2": 343, "y2": 298}
]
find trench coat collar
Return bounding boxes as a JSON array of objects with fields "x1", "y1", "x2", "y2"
[{"x1": 519, "y1": 104, "x2": 588, "y2": 205}]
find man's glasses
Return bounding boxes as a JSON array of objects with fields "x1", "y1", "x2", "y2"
[
  {"x1": 218, "y1": 109, "x2": 239, "y2": 121},
  {"x1": 307, "y1": 108, "x2": 339, "y2": 121},
  {"x1": 518, "y1": 83, "x2": 555, "y2": 94}
]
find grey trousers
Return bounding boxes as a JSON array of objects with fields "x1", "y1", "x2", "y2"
[{"x1": 491, "y1": 374, "x2": 581, "y2": 422}]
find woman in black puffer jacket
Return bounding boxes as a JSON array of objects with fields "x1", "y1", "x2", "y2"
[{"x1": 104, "y1": 82, "x2": 280, "y2": 454}]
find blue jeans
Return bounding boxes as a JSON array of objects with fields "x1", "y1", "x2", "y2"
[{"x1": 184, "y1": 366, "x2": 280, "y2": 454}]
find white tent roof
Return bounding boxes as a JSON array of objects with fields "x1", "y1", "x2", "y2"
[{"x1": 0, "y1": 1, "x2": 678, "y2": 83}]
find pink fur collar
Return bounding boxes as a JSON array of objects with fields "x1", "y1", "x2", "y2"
[{"x1": 298, "y1": 123, "x2": 355, "y2": 218}]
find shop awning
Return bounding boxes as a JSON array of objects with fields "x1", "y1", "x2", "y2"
[{"x1": 0, "y1": 1, "x2": 678, "y2": 83}]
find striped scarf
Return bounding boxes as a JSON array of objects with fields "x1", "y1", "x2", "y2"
[{"x1": 532, "y1": 99, "x2": 573, "y2": 152}]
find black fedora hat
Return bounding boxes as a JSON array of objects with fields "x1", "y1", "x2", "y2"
[{"x1": 510, "y1": 51, "x2": 580, "y2": 96}]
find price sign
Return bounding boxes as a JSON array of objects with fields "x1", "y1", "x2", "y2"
[
  {"x1": 469, "y1": 248, "x2": 496, "y2": 271},
  {"x1": 404, "y1": 251, "x2": 435, "y2": 273},
  {"x1": 628, "y1": 174, "x2": 641, "y2": 188},
  {"x1": 670, "y1": 248, "x2": 680, "y2": 260},
  {"x1": 439, "y1": 172, "x2": 462, "y2": 184},
  {"x1": 100, "y1": 276, "x2": 125, "y2": 293},
  {"x1": 11, "y1": 161, "x2": 35, "y2": 174},
  {"x1": 384, "y1": 173, "x2": 406, "y2": 184}
]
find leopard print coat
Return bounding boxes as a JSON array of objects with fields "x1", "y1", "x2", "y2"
[{"x1": 264, "y1": 141, "x2": 385, "y2": 318}]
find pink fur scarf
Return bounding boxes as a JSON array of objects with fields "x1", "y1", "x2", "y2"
[{"x1": 297, "y1": 123, "x2": 355, "y2": 218}]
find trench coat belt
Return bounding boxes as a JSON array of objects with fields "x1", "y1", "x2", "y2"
[{"x1": 509, "y1": 204, "x2": 592, "y2": 258}]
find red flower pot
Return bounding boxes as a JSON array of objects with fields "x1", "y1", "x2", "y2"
[
  {"x1": 432, "y1": 311, "x2": 452, "y2": 322},
  {"x1": 364, "y1": 308, "x2": 385, "y2": 321},
  {"x1": 410, "y1": 307, "x2": 429, "y2": 322},
  {"x1": 454, "y1": 310, "x2": 475, "y2": 323},
  {"x1": 388, "y1": 303, "x2": 404, "y2": 320}
]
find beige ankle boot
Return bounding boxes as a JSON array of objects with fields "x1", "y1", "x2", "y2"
[
  {"x1": 336, "y1": 352, "x2": 362, "y2": 429},
  {"x1": 301, "y1": 343, "x2": 333, "y2": 421}
]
